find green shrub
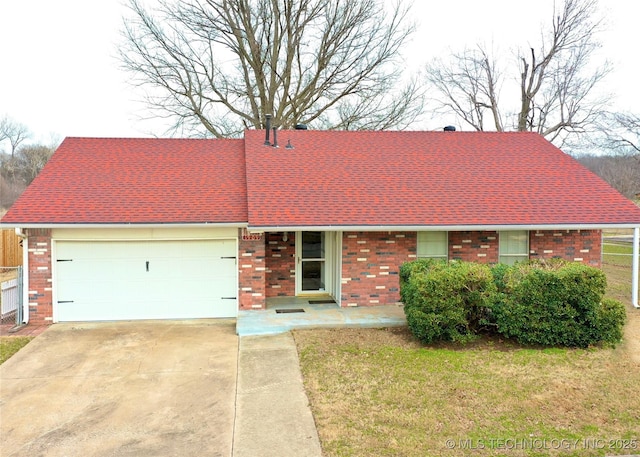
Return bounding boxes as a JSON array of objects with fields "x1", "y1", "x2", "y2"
[
  {"x1": 399, "y1": 258, "x2": 445, "y2": 304},
  {"x1": 403, "y1": 261, "x2": 496, "y2": 344},
  {"x1": 490, "y1": 262, "x2": 512, "y2": 294},
  {"x1": 492, "y1": 261, "x2": 623, "y2": 347},
  {"x1": 402, "y1": 258, "x2": 627, "y2": 348},
  {"x1": 595, "y1": 298, "x2": 627, "y2": 346},
  {"x1": 399, "y1": 258, "x2": 444, "y2": 288}
]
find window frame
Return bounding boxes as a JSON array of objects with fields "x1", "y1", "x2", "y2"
[
  {"x1": 417, "y1": 231, "x2": 448, "y2": 260},
  {"x1": 498, "y1": 230, "x2": 529, "y2": 265}
]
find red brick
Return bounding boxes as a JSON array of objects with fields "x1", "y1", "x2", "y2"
[
  {"x1": 26, "y1": 229, "x2": 53, "y2": 326},
  {"x1": 238, "y1": 229, "x2": 266, "y2": 310},
  {"x1": 529, "y1": 229, "x2": 601, "y2": 266},
  {"x1": 449, "y1": 231, "x2": 499, "y2": 263},
  {"x1": 340, "y1": 232, "x2": 416, "y2": 307},
  {"x1": 265, "y1": 232, "x2": 295, "y2": 297}
]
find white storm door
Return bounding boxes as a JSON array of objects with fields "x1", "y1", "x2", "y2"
[{"x1": 295, "y1": 231, "x2": 333, "y2": 295}]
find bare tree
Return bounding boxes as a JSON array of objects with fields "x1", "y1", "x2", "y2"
[
  {"x1": 425, "y1": 47, "x2": 503, "y2": 132},
  {"x1": 119, "y1": 0, "x2": 424, "y2": 137},
  {"x1": 0, "y1": 115, "x2": 31, "y2": 157},
  {"x1": 15, "y1": 144, "x2": 55, "y2": 185},
  {"x1": 425, "y1": 0, "x2": 610, "y2": 145},
  {"x1": 572, "y1": 111, "x2": 640, "y2": 199},
  {"x1": 0, "y1": 119, "x2": 57, "y2": 209},
  {"x1": 577, "y1": 152, "x2": 640, "y2": 199},
  {"x1": 596, "y1": 112, "x2": 640, "y2": 154},
  {"x1": 0, "y1": 174, "x2": 25, "y2": 209}
]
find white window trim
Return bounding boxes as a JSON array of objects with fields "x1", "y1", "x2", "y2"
[
  {"x1": 417, "y1": 231, "x2": 448, "y2": 260},
  {"x1": 499, "y1": 230, "x2": 529, "y2": 264}
]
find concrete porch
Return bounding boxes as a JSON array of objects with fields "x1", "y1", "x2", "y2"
[{"x1": 236, "y1": 297, "x2": 407, "y2": 336}]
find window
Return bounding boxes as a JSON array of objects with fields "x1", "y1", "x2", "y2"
[
  {"x1": 417, "y1": 231, "x2": 448, "y2": 259},
  {"x1": 499, "y1": 231, "x2": 529, "y2": 265}
]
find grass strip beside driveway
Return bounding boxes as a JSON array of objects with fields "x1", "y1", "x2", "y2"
[{"x1": 0, "y1": 336, "x2": 33, "y2": 364}]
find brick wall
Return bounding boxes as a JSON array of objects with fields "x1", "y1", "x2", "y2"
[
  {"x1": 529, "y1": 229, "x2": 601, "y2": 266},
  {"x1": 25, "y1": 228, "x2": 602, "y2": 322},
  {"x1": 27, "y1": 229, "x2": 53, "y2": 325},
  {"x1": 341, "y1": 231, "x2": 417, "y2": 307},
  {"x1": 238, "y1": 229, "x2": 267, "y2": 310},
  {"x1": 448, "y1": 231, "x2": 499, "y2": 263},
  {"x1": 265, "y1": 232, "x2": 296, "y2": 297}
]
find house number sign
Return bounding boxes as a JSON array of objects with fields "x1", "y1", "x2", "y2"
[{"x1": 242, "y1": 229, "x2": 263, "y2": 241}]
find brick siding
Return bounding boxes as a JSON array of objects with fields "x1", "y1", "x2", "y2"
[
  {"x1": 529, "y1": 229, "x2": 601, "y2": 266},
  {"x1": 238, "y1": 229, "x2": 267, "y2": 310},
  {"x1": 22, "y1": 228, "x2": 604, "y2": 323},
  {"x1": 26, "y1": 229, "x2": 53, "y2": 326},
  {"x1": 340, "y1": 231, "x2": 417, "y2": 307},
  {"x1": 265, "y1": 232, "x2": 296, "y2": 297},
  {"x1": 448, "y1": 231, "x2": 499, "y2": 263}
]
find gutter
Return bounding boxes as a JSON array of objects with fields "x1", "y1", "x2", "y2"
[
  {"x1": 0, "y1": 222, "x2": 248, "y2": 229},
  {"x1": 633, "y1": 227, "x2": 639, "y2": 308},
  {"x1": 14, "y1": 228, "x2": 29, "y2": 324},
  {"x1": 246, "y1": 223, "x2": 640, "y2": 232}
]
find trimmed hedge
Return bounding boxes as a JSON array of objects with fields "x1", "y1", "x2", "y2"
[
  {"x1": 491, "y1": 260, "x2": 625, "y2": 348},
  {"x1": 401, "y1": 259, "x2": 627, "y2": 348},
  {"x1": 403, "y1": 261, "x2": 496, "y2": 344}
]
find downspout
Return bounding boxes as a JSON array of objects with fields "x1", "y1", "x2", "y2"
[
  {"x1": 15, "y1": 228, "x2": 29, "y2": 323},
  {"x1": 633, "y1": 227, "x2": 639, "y2": 309}
]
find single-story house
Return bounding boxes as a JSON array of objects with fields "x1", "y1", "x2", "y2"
[{"x1": 2, "y1": 129, "x2": 639, "y2": 326}]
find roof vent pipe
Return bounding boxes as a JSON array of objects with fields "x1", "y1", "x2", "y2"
[
  {"x1": 272, "y1": 127, "x2": 278, "y2": 148},
  {"x1": 443, "y1": 125, "x2": 456, "y2": 132},
  {"x1": 264, "y1": 114, "x2": 272, "y2": 145}
]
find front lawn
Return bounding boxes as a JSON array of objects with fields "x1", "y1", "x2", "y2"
[
  {"x1": 603, "y1": 241, "x2": 634, "y2": 267},
  {"x1": 294, "y1": 262, "x2": 640, "y2": 457},
  {"x1": 0, "y1": 336, "x2": 33, "y2": 364}
]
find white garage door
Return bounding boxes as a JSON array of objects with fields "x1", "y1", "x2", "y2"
[{"x1": 55, "y1": 240, "x2": 237, "y2": 321}]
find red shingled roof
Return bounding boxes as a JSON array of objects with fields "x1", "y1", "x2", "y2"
[
  {"x1": 1, "y1": 137, "x2": 247, "y2": 224},
  {"x1": 244, "y1": 130, "x2": 640, "y2": 227},
  {"x1": 2, "y1": 131, "x2": 639, "y2": 227}
]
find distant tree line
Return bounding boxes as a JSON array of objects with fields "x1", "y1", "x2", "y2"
[
  {"x1": 575, "y1": 111, "x2": 640, "y2": 201},
  {"x1": 576, "y1": 152, "x2": 640, "y2": 200},
  {"x1": 1, "y1": 116, "x2": 58, "y2": 209}
]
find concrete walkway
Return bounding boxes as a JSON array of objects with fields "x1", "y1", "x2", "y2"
[
  {"x1": 233, "y1": 333, "x2": 322, "y2": 456},
  {"x1": 237, "y1": 302, "x2": 407, "y2": 336}
]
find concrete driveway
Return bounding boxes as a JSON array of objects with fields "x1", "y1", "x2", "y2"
[{"x1": 0, "y1": 320, "x2": 238, "y2": 457}]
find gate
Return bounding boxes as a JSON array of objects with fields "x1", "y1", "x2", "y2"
[{"x1": 1, "y1": 266, "x2": 23, "y2": 325}]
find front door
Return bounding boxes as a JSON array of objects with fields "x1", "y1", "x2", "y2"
[{"x1": 296, "y1": 231, "x2": 332, "y2": 295}]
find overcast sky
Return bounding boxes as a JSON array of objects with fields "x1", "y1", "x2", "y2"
[{"x1": 0, "y1": 0, "x2": 638, "y2": 144}]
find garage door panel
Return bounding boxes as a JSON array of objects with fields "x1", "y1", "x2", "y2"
[{"x1": 56, "y1": 240, "x2": 237, "y2": 321}]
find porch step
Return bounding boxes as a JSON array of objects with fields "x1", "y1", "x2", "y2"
[{"x1": 236, "y1": 304, "x2": 406, "y2": 336}]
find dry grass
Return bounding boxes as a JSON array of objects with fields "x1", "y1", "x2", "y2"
[
  {"x1": 0, "y1": 336, "x2": 33, "y2": 364},
  {"x1": 294, "y1": 263, "x2": 640, "y2": 457}
]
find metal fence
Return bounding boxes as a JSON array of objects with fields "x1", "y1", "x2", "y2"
[
  {"x1": 602, "y1": 240, "x2": 634, "y2": 267},
  {"x1": 1, "y1": 266, "x2": 23, "y2": 325}
]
